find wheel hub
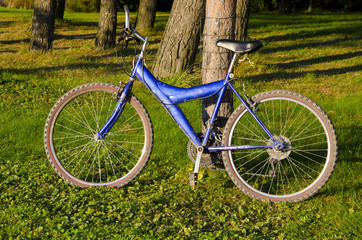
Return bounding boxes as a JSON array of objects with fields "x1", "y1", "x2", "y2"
[
  {"x1": 94, "y1": 134, "x2": 103, "y2": 141},
  {"x1": 267, "y1": 135, "x2": 291, "y2": 160}
]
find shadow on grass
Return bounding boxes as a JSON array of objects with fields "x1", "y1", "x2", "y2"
[
  {"x1": 337, "y1": 126, "x2": 361, "y2": 164},
  {"x1": 63, "y1": 21, "x2": 98, "y2": 28},
  {"x1": 262, "y1": 39, "x2": 345, "y2": 53},
  {"x1": 55, "y1": 33, "x2": 96, "y2": 40},
  {"x1": 276, "y1": 51, "x2": 362, "y2": 69},
  {"x1": 246, "y1": 64, "x2": 362, "y2": 82},
  {"x1": 0, "y1": 50, "x2": 17, "y2": 53},
  {"x1": 0, "y1": 62, "x2": 121, "y2": 76},
  {"x1": 250, "y1": 13, "x2": 361, "y2": 28},
  {"x1": 0, "y1": 38, "x2": 29, "y2": 45},
  {"x1": 253, "y1": 15, "x2": 360, "y2": 38},
  {"x1": 0, "y1": 21, "x2": 15, "y2": 27}
]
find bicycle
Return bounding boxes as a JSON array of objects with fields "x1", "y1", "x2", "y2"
[{"x1": 44, "y1": 6, "x2": 338, "y2": 202}]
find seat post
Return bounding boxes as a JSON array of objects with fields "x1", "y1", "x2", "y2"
[{"x1": 227, "y1": 52, "x2": 238, "y2": 75}]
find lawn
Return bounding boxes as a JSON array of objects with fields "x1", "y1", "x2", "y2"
[{"x1": 0, "y1": 8, "x2": 361, "y2": 239}]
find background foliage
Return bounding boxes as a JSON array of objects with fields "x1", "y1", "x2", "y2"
[
  {"x1": 0, "y1": 7, "x2": 361, "y2": 239},
  {"x1": 1, "y1": 0, "x2": 359, "y2": 11}
]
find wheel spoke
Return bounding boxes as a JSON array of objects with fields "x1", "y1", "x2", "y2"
[
  {"x1": 294, "y1": 141, "x2": 327, "y2": 149},
  {"x1": 234, "y1": 121, "x2": 265, "y2": 140},
  {"x1": 233, "y1": 149, "x2": 264, "y2": 163},
  {"x1": 232, "y1": 134, "x2": 266, "y2": 142},
  {"x1": 292, "y1": 148, "x2": 327, "y2": 159},
  {"x1": 107, "y1": 139, "x2": 143, "y2": 157},
  {"x1": 103, "y1": 141, "x2": 132, "y2": 171},
  {"x1": 62, "y1": 141, "x2": 93, "y2": 167},
  {"x1": 286, "y1": 156, "x2": 301, "y2": 192},
  {"x1": 74, "y1": 98, "x2": 95, "y2": 134},
  {"x1": 290, "y1": 132, "x2": 325, "y2": 142},
  {"x1": 55, "y1": 123, "x2": 91, "y2": 139},
  {"x1": 102, "y1": 141, "x2": 130, "y2": 173},
  {"x1": 288, "y1": 156, "x2": 319, "y2": 177},
  {"x1": 75, "y1": 142, "x2": 98, "y2": 177},
  {"x1": 238, "y1": 152, "x2": 267, "y2": 173},
  {"x1": 289, "y1": 113, "x2": 316, "y2": 140},
  {"x1": 244, "y1": 113, "x2": 269, "y2": 141},
  {"x1": 59, "y1": 113, "x2": 93, "y2": 133},
  {"x1": 291, "y1": 150, "x2": 325, "y2": 167},
  {"x1": 57, "y1": 140, "x2": 92, "y2": 156},
  {"x1": 65, "y1": 105, "x2": 95, "y2": 134},
  {"x1": 84, "y1": 94, "x2": 99, "y2": 131}
]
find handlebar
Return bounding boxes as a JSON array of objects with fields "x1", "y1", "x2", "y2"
[
  {"x1": 124, "y1": 5, "x2": 130, "y2": 29},
  {"x1": 121, "y1": 5, "x2": 146, "y2": 43}
]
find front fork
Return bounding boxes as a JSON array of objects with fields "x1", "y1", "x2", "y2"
[{"x1": 95, "y1": 78, "x2": 135, "y2": 140}]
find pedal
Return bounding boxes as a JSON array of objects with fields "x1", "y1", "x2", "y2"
[{"x1": 190, "y1": 173, "x2": 198, "y2": 187}]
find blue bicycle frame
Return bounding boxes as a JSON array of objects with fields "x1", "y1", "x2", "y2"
[{"x1": 97, "y1": 38, "x2": 282, "y2": 152}]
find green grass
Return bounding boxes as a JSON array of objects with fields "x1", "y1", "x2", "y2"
[{"x1": 0, "y1": 7, "x2": 361, "y2": 239}]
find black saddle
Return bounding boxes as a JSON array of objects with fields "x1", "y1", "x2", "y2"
[{"x1": 216, "y1": 40, "x2": 263, "y2": 54}]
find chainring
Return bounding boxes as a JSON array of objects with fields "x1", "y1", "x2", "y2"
[{"x1": 187, "y1": 133, "x2": 225, "y2": 171}]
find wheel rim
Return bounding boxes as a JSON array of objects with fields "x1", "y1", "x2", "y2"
[
  {"x1": 227, "y1": 96, "x2": 331, "y2": 199},
  {"x1": 49, "y1": 88, "x2": 148, "y2": 186}
]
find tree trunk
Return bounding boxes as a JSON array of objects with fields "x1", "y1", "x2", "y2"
[
  {"x1": 95, "y1": 0, "x2": 117, "y2": 50},
  {"x1": 136, "y1": 0, "x2": 157, "y2": 31},
  {"x1": 202, "y1": 0, "x2": 236, "y2": 133},
  {"x1": 55, "y1": 0, "x2": 66, "y2": 20},
  {"x1": 307, "y1": 0, "x2": 312, "y2": 12},
  {"x1": 279, "y1": 0, "x2": 285, "y2": 13},
  {"x1": 235, "y1": 0, "x2": 251, "y2": 41},
  {"x1": 152, "y1": 0, "x2": 206, "y2": 78},
  {"x1": 30, "y1": 0, "x2": 56, "y2": 51},
  {"x1": 344, "y1": 0, "x2": 358, "y2": 11}
]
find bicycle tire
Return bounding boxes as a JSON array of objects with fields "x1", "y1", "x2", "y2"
[
  {"x1": 44, "y1": 83, "x2": 153, "y2": 187},
  {"x1": 222, "y1": 90, "x2": 338, "y2": 202}
]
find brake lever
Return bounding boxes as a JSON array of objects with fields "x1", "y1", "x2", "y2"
[
  {"x1": 117, "y1": 29, "x2": 141, "y2": 47},
  {"x1": 117, "y1": 30, "x2": 128, "y2": 44}
]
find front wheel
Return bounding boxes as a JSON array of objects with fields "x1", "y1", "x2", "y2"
[
  {"x1": 44, "y1": 83, "x2": 153, "y2": 187},
  {"x1": 222, "y1": 90, "x2": 338, "y2": 202}
]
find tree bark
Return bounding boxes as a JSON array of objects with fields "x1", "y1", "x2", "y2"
[
  {"x1": 344, "y1": 0, "x2": 358, "y2": 11},
  {"x1": 152, "y1": 0, "x2": 206, "y2": 78},
  {"x1": 95, "y1": 0, "x2": 117, "y2": 50},
  {"x1": 55, "y1": 0, "x2": 66, "y2": 20},
  {"x1": 279, "y1": 0, "x2": 285, "y2": 13},
  {"x1": 307, "y1": 0, "x2": 313, "y2": 12},
  {"x1": 136, "y1": 0, "x2": 157, "y2": 31},
  {"x1": 30, "y1": 0, "x2": 56, "y2": 51},
  {"x1": 202, "y1": 0, "x2": 236, "y2": 132},
  {"x1": 235, "y1": 0, "x2": 251, "y2": 41}
]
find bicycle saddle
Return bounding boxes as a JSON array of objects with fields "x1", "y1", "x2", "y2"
[{"x1": 216, "y1": 40, "x2": 262, "y2": 54}]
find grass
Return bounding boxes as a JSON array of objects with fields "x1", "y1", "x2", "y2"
[{"x1": 0, "y1": 7, "x2": 361, "y2": 239}]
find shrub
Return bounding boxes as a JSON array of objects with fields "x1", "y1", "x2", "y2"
[
  {"x1": 66, "y1": 0, "x2": 100, "y2": 13},
  {"x1": 4, "y1": 0, "x2": 34, "y2": 9}
]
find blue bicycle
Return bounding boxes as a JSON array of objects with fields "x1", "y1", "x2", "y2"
[{"x1": 44, "y1": 6, "x2": 338, "y2": 202}]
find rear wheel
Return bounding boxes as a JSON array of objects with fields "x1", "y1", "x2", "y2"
[
  {"x1": 44, "y1": 83, "x2": 153, "y2": 187},
  {"x1": 222, "y1": 90, "x2": 338, "y2": 202}
]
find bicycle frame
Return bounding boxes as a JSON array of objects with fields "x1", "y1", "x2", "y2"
[{"x1": 97, "y1": 39, "x2": 282, "y2": 152}]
